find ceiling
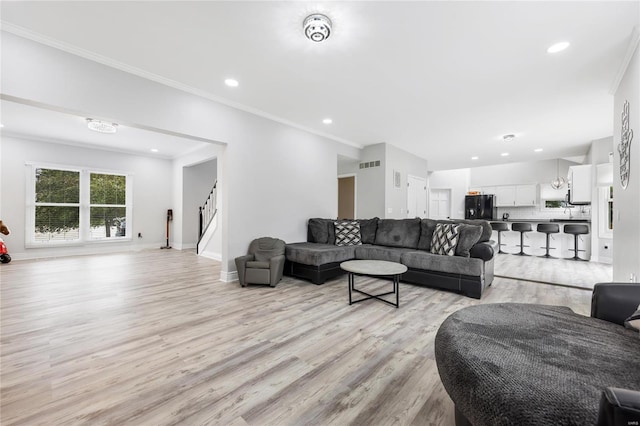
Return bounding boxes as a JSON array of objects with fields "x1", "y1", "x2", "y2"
[
  {"x1": 0, "y1": 100, "x2": 210, "y2": 159},
  {"x1": 1, "y1": 1, "x2": 638, "y2": 169}
]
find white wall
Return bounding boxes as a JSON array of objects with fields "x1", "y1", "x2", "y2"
[
  {"x1": 588, "y1": 137, "x2": 614, "y2": 263},
  {"x1": 613, "y1": 39, "x2": 640, "y2": 282},
  {"x1": 385, "y1": 144, "x2": 429, "y2": 219},
  {"x1": 0, "y1": 136, "x2": 173, "y2": 259},
  {"x1": 2, "y1": 33, "x2": 356, "y2": 278},
  {"x1": 182, "y1": 158, "x2": 217, "y2": 248},
  {"x1": 470, "y1": 159, "x2": 576, "y2": 188},
  {"x1": 355, "y1": 143, "x2": 386, "y2": 219},
  {"x1": 428, "y1": 168, "x2": 470, "y2": 219}
]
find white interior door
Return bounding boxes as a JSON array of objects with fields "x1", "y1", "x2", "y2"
[
  {"x1": 429, "y1": 188, "x2": 451, "y2": 219},
  {"x1": 407, "y1": 175, "x2": 427, "y2": 218}
]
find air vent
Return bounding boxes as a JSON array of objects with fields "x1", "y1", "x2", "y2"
[{"x1": 359, "y1": 160, "x2": 381, "y2": 169}]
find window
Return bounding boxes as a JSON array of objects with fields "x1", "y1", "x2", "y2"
[
  {"x1": 34, "y1": 168, "x2": 80, "y2": 242},
  {"x1": 90, "y1": 173, "x2": 127, "y2": 239},
  {"x1": 27, "y1": 165, "x2": 132, "y2": 246}
]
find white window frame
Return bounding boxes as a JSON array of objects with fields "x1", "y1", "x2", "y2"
[{"x1": 25, "y1": 162, "x2": 133, "y2": 247}]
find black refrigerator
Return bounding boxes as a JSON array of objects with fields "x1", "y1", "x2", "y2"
[{"x1": 465, "y1": 195, "x2": 496, "y2": 220}]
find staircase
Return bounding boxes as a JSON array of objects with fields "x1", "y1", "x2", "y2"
[{"x1": 197, "y1": 181, "x2": 217, "y2": 255}]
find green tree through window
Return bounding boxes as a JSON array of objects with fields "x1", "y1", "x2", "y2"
[
  {"x1": 34, "y1": 168, "x2": 80, "y2": 241},
  {"x1": 90, "y1": 173, "x2": 127, "y2": 238}
]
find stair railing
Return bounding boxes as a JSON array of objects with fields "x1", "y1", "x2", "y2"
[{"x1": 197, "y1": 180, "x2": 217, "y2": 253}]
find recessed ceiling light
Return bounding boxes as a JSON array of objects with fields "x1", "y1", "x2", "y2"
[
  {"x1": 150, "y1": 148, "x2": 159, "y2": 153},
  {"x1": 224, "y1": 78, "x2": 239, "y2": 87},
  {"x1": 471, "y1": 156, "x2": 479, "y2": 160},
  {"x1": 501, "y1": 153, "x2": 509, "y2": 157},
  {"x1": 547, "y1": 41, "x2": 570, "y2": 53},
  {"x1": 534, "y1": 148, "x2": 543, "y2": 152},
  {"x1": 502, "y1": 134, "x2": 516, "y2": 142},
  {"x1": 0, "y1": 123, "x2": 4, "y2": 128},
  {"x1": 86, "y1": 118, "x2": 118, "y2": 134},
  {"x1": 322, "y1": 118, "x2": 333, "y2": 124}
]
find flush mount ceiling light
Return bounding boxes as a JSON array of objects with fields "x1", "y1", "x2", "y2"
[
  {"x1": 551, "y1": 158, "x2": 566, "y2": 189},
  {"x1": 547, "y1": 41, "x2": 570, "y2": 53},
  {"x1": 501, "y1": 152, "x2": 509, "y2": 157},
  {"x1": 224, "y1": 78, "x2": 239, "y2": 87},
  {"x1": 86, "y1": 118, "x2": 118, "y2": 134},
  {"x1": 502, "y1": 134, "x2": 516, "y2": 142},
  {"x1": 304, "y1": 14, "x2": 332, "y2": 42},
  {"x1": 322, "y1": 118, "x2": 333, "y2": 124},
  {"x1": 534, "y1": 148, "x2": 543, "y2": 152},
  {"x1": 471, "y1": 156, "x2": 479, "y2": 160}
]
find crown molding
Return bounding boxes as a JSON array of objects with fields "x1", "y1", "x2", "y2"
[
  {"x1": 610, "y1": 26, "x2": 640, "y2": 95},
  {"x1": 0, "y1": 23, "x2": 363, "y2": 150}
]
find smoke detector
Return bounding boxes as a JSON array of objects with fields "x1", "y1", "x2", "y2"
[{"x1": 304, "y1": 14, "x2": 332, "y2": 42}]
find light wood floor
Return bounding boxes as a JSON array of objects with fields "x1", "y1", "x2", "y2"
[
  {"x1": 1, "y1": 250, "x2": 595, "y2": 425},
  {"x1": 493, "y1": 253, "x2": 613, "y2": 289}
]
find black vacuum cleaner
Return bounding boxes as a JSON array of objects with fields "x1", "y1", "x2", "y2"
[{"x1": 161, "y1": 209, "x2": 172, "y2": 249}]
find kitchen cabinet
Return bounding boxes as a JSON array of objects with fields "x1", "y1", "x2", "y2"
[
  {"x1": 515, "y1": 184, "x2": 537, "y2": 206},
  {"x1": 495, "y1": 186, "x2": 516, "y2": 206},
  {"x1": 568, "y1": 165, "x2": 592, "y2": 204},
  {"x1": 493, "y1": 184, "x2": 537, "y2": 206}
]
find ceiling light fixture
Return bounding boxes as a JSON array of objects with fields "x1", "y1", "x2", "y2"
[
  {"x1": 86, "y1": 118, "x2": 118, "y2": 134},
  {"x1": 304, "y1": 14, "x2": 332, "y2": 42},
  {"x1": 550, "y1": 158, "x2": 566, "y2": 189},
  {"x1": 322, "y1": 118, "x2": 332, "y2": 124},
  {"x1": 224, "y1": 78, "x2": 239, "y2": 87},
  {"x1": 534, "y1": 148, "x2": 543, "y2": 152},
  {"x1": 501, "y1": 153, "x2": 509, "y2": 157},
  {"x1": 471, "y1": 156, "x2": 479, "y2": 160},
  {"x1": 547, "y1": 41, "x2": 570, "y2": 53},
  {"x1": 502, "y1": 134, "x2": 515, "y2": 142},
  {"x1": 150, "y1": 148, "x2": 159, "y2": 153}
]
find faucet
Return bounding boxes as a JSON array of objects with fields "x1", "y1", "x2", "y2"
[{"x1": 564, "y1": 207, "x2": 573, "y2": 219}]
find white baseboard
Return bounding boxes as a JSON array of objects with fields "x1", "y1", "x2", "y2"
[
  {"x1": 9, "y1": 242, "x2": 163, "y2": 261},
  {"x1": 220, "y1": 270, "x2": 238, "y2": 282}
]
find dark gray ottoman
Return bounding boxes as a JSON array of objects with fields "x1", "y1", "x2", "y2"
[{"x1": 435, "y1": 303, "x2": 640, "y2": 426}]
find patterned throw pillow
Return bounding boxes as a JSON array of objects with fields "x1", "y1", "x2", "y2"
[
  {"x1": 430, "y1": 223, "x2": 460, "y2": 256},
  {"x1": 334, "y1": 221, "x2": 362, "y2": 246}
]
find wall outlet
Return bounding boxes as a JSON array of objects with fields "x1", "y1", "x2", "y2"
[
  {"x1": 138, "y1": 233, "x2": 142, "y2": 238},
  {"x1": 631, "y1": 273, "x2": 637, "y2": 283},
  {"x1": 387, "y1": 207, "x2": 393, "y2": 214}
]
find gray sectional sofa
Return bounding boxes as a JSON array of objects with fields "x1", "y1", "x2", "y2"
[{"x1": 284, "y1": 217, "x2": 497, "y2": 299}]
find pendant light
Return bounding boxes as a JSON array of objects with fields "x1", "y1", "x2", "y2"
[{"x1": 551, "y1": 158, "x2": 566, "y2": 189}]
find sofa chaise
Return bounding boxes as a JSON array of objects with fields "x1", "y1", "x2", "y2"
[{"x1": 284, "y1": 217, "x2": 496, "y2": 299}]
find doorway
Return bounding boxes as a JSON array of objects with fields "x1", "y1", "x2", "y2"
[
  {"x1": 338, "y1": 175, "x2": 356, "y2": 219},
  {"x1": 429, "y1": 188, "x2": 451, "y2": 219},
  {"x1": 407, "y1": 175, "x2": 427, "y2": 218}
]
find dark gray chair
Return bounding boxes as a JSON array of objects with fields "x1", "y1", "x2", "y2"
[
  {"x1": 537, "y1": 223, "x2": 560, "y2": 258},
  {"x1": 490, "y1": 222, "x2": 509, "y2": 254},
  {"x1": 235, "y1": 237, "x2": 286, "y2": 287},
  {"x1": 511, "y1": 222, "x2": 532, "y2": 256},
  {"x1": 565, "y1": 224, "x2": 589, "y2": 261}
]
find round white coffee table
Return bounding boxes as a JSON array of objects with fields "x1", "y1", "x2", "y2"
[{"x1": 340, "y1": 260, "x2": 408, "y2": 308}]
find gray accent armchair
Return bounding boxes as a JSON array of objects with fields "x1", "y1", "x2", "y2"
[{"x1": 235, "y1": 237, "x2": 286, "y2": 287}]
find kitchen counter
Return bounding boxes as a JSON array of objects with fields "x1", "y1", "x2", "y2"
[{"x1": 488, "y1": 219, "x2": 591, "y2": 259}]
